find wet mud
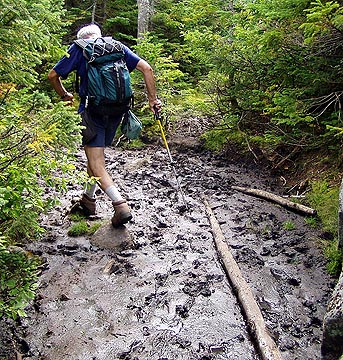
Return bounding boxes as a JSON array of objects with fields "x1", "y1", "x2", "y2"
[{"x1": 0, "y1": 131, "x2": 335, "y2": 360}]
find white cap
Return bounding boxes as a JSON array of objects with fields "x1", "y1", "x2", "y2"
[{"x1": 77, "y1": 24, "x2": 102, "y2": 39}]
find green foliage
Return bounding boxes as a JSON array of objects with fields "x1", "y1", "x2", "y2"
[
  {"x1": 88, "y1": 222, "x2": 102, "y2": 235},
  {"x1": 103, "y1": 2, "x2": 138, "y2": 42},
  {"x1": 324, "y1": 242, "x2": 343, "y2": 277},
  {"x1": 0, "y1": 0, "x2": 66, "y2": 85},
  {"x1": 67, "y1": 219, "x2": 101, "y2": 236},
  {"x1": 157, "y1": 0, "x2": 343, "y2": 159},
  {"x1": 68, "y1": 221, "x2": 89, "y2": 236},
  {"x1": 283, "y1": 220, "x2": 295, "y2": 230},
  {"x1": 0, "y1": 238, "x2": 40, "y2": 319},
  {"x1": 64, "y1": 0, "x2": 138, "y2": 44},
  {"x1": 300, "y1": 0, "x2": 343, "y2": 40},
  {"x1": 130, "y1": 33, "x2": 189, "y2": 127},
  {"x1": 305, "y1": 216, "x2": 319, "y2": 228},
  {"x1": 200, "y1": 113, "x2": 254, "y2": 153},
  {"x1": 307, "y1": 180, "x2": 339, "y2": 235},
  {"x1": 0, "y1": 90, "x2": 81, "y2": 243},
  {"x1": 0, "y1": 0, "x2": 83, "y2": 319},
  {"x1": 154, "y1": 0, "x2": 230, "y2": 77},
  {"x1": 306, "y1": 180, "x2": 342, "y2": 275},
  {"x1": 133, "y1": 34, "x2": 186, "y2": 102},
  {"x1": 201, "y1": 128, "x2": 234, "y2": 152}
]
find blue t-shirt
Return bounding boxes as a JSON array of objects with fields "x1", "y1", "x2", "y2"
[{"x1": 53, "y1": 41, "x2": 141, "y2": 112}]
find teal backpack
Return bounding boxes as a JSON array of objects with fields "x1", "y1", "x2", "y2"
[{"x1": 74, "y1": 37, "x2": 133, "y2": 113}]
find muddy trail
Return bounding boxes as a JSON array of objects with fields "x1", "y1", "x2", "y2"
[{"x1": 0, "y1": 129, "x2": 336, "y2": 360}]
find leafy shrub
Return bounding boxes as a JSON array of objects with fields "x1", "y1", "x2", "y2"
[
  {"x1": 201, "y1": 128, "x2": 233, "y2": 152},
  {"x1": 0, "y1": 0, "x2": 81, "y2": 318},
  {"x1": 0, "y1": 239, "x2": 40, "y2": 319},
  {"x1": 0, "y1": 90, "x2": 81, "y2": 243},
  {"x1": 132, "y1": 33, "x2": 188, "y2": 126}
]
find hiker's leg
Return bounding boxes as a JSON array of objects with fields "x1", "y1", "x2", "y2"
[
  {"x1": 84, "y1": 112, "x2": 126, "y2": 198},
  {"x1": 84, "y1": 182, "x2": 97, "y2": 198},
  {"x1": 84, "y1": 164, "x2": 97, "y2": 198},
  {"x1": 84, "y1": 145, "x2": 132, "y2": 226},
  {"x1": 84, "y1": 146, "x2": 115, "y2": 191},
  {"x1": 84, "y1": 146, "x2": 124, "y2": 202},
  {"x1": 78, "y1": 145, "x2": 124, "y2": 216},
  {"x1": 76, "y1": 147, "x2": 104, "y2": 216},
  {"x1": 81, "y1": 112, "x2": 131, "y2": 225}
]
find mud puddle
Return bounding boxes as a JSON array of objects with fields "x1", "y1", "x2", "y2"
[{"x1": 0, "y1": 135, "x2": 335, "y2": 360}]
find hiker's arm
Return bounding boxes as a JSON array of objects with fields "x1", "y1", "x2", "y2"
[
  {"x1": 135, "y1": 59, "x2": 161, "y2": 112},
  {"x1": 48, "y1": 69, "x2": 74, "y2": 103}
]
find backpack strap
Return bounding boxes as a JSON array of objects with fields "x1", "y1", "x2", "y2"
[
  {"x1": 74, "y1": 38, "x2": 93, "y2": 62},
  {"x1": 74, "y1": 72, "x2": 80, "y2": 93},
  {"x1": 74, "y1": 37, "x2": 124, "y2": 63},
  {"x1": 91, "y1": 37, "x2": 124, "y2": 60},
  {"x1": 74, "y1": 38, "x2": 89, "y2": 50}
]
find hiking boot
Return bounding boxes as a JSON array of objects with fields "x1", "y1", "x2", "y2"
[
  {"x1": 112, "y1": 200, "x2": 132, "y2": 227},
  {"x1": 79, "y1": 193, "x2": 96, "y2": 216}
]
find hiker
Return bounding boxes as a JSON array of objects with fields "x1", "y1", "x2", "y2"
[{"x1": 48, "y1": 23, "x2": 162, "y2": 227}]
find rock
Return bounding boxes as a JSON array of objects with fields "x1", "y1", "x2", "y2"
[
  {"x1": 322, "y1": 177, "x2": 343, "y2": 359},
  {"x1": 322, "y1": 271, "x2": 343, "y2": 358},
  {"x1": 90, "y1": 222, "x2": 133, "y2": 252},
  {"x1": 339, "y1": 178, "x2": 343, "y2": 249}
]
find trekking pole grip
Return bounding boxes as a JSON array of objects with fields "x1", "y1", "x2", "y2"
[{"x1": 153, "y1": 105, "x2": 161, "y2": 121}]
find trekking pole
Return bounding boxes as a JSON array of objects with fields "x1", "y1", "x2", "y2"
[{"x1": 154, "y1": 108, "x2": 188, "y2": 210}]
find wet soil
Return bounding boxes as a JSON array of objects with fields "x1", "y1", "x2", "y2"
[{"x1": 0, "y1": 125, "x2": 336, "y2": 360}]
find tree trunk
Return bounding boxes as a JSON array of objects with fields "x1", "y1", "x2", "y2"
[
  {"x1": 137, "y1": 0, "x2": 152, "y2": 39},
  {"x1": 91, "y1": 0, "x2": 107, "y2": 25},
  {"x1": 91, "y1": 0, "x2": 97, "y2": 23}
]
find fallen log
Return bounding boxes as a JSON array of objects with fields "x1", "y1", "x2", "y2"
[
  {"x1": 231, "y1": 185, "x2": 316, "y2": 216},
  {"x1": 203, "y1": 198, "x2": 282, "y2": 360}
]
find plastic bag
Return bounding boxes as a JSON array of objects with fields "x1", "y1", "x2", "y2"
[{"x1": 121, "y1": 110, "x2": 142, "y2": 139}]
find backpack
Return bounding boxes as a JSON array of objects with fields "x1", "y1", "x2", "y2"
[{"x1": 74, "y1": 37, "x2": 133, "y2": 113}]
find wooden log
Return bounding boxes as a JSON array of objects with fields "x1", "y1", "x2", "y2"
[
  {"x1": 231, "y1": 185, "x2": 316, "y2": 216},
  {"x1": 203, "y1": 198, "x2": 282, "y2": 360}
]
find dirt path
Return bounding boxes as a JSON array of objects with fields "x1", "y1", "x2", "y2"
[{"x1": 0, "y1": 135, "x2": 335, "y2": 360}]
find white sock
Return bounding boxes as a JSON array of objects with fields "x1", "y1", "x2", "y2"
[
  {"x1": 85, "y1": 183, "x2": 97, "y2": 198},
  {"x1": 105, "y1": 185, "x2": 124, "y2": 203}
]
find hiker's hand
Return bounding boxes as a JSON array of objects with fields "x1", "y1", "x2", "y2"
[
  {"x1": 149, "y1": 98, "x2": 162, "y2": 113},
  {"x1": 61, "y1": 92, "x2": 74, "y2": 106}
]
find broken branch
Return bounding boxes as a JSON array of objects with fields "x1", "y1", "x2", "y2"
[
  {"x1": 231, "y1": 186, "x2": 316, "y2": 216},
  {"x1": 203, "y1": 197, "x2": 282, "y2": 360}
]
